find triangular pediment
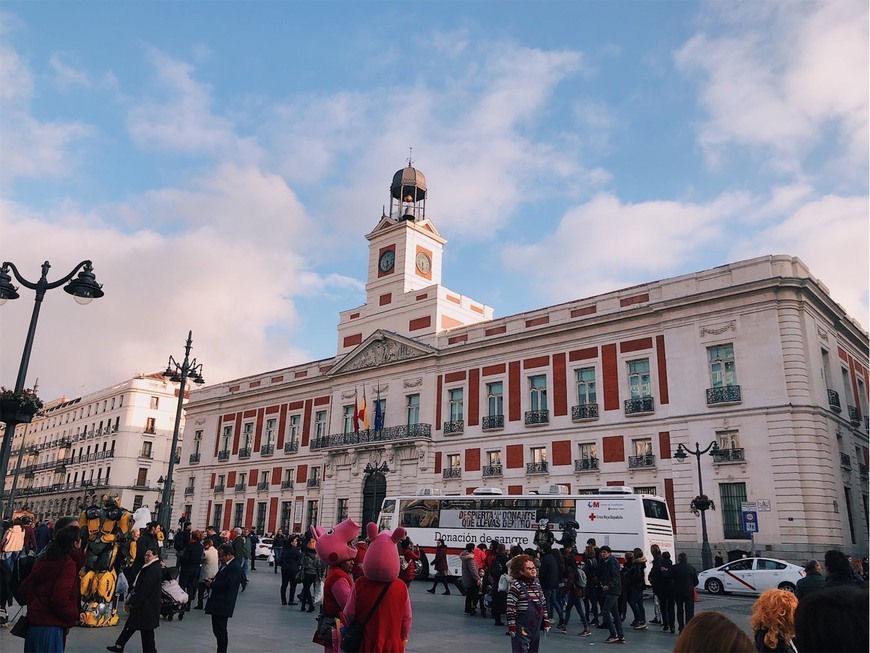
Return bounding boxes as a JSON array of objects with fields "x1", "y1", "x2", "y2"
[{"x1": 330, "y1": 330, "x2": 438, "y2": 375}]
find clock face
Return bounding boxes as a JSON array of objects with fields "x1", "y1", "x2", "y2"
[
  {"x1": 415, "y1": 252, "x2": 432, "y2": 275},
  {"x1": 379, "y1": 250, "x2": 395, "y2": 272}
]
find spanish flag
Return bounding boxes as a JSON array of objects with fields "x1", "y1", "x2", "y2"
[{"x1": 359, "y1": 387, "x2": 370, "y2": 431}]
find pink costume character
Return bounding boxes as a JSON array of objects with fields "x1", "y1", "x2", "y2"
[
  {"x1": 310, "y1": 518, "x2": 360, "y2": 652},
  {"x1": 344, "y1": 523, "x2": 412, "y2": 652}
]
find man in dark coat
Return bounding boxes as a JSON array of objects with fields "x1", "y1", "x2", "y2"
[
  {"x1": 668, "y1": 552, "x2": 698, "y2": 633},
  {"x1": 205, "y1": 525, "x2": 222, "y2": 549},
  {"x1": 796, "y1": 559, "x2": 825, "y2": 599},
  {"x1": 205, "y1": 543, "x2": 244, "y2": 653},
  {"x1": 179, "y1": 530, "x2": 204, "y2": 611},
  {"x1": 107, "y1": 547, "x2": 162, "y2": 653}
]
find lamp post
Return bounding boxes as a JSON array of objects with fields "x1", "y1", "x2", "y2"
[
  {"x1": 673, "y1": 440, "x2": 720, "y2": 570},
  {"x1": 157, "y1": 331, "x2": 204, "y2": 534},
  {"x1": 362, "y1": 458, "x2": 390, "y2": 529},
  {"x1": 0, "y1": 260, "x2": 104, "y2": 519}
]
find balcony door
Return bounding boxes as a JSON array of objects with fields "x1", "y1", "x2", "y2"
[{"x1": 361, "y1": 472, "x2": 387, "y2": 530}]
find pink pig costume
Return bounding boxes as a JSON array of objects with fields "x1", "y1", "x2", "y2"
[
  {"x1": 344, "y1": 523, "x2": 413, "y2": 652},
  {"x1": 311, "y1": 518, "x2": 361, "y2": 652}
]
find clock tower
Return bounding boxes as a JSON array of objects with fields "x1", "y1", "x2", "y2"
[{"x1": 336, "y1": 163, "x2": 493, "y2": 354}]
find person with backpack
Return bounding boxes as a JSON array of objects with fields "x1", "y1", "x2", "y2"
[
  {"x1": 598, "y1": 546, "x2": 625, "y2": 644},
  {"x1": 558, "y1": 543, "x2": 591, "y2": 636}
]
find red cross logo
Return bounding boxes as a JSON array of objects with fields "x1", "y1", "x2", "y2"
[{"x1": 588, "y1": 513, "x2": 596, "y2": 521}]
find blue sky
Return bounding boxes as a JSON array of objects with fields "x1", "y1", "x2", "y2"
[{"x1": 1, "y1": 1, "x2": 867, "y2": 400}]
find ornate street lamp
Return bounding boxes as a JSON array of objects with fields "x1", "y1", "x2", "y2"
[
  {"x1": 674, "y1": 440, "x2": 720, "y2": 570},
  {"x1": 157, "y1": 331, "x2": 204, "y2": 533},
  {"x1": 0, "y1": 260, "x2": 105, "y2": 518}
]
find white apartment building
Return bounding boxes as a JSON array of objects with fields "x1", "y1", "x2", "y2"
[
  {"x1": 5, "y1": 372, "x2": 186, "y2": 521},
  {"x1": 176, "y1": 165, "x2": 869, "y2": 564}
]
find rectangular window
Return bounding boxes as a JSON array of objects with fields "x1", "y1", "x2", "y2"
[
  {"x1": 288, "y1": 415, "x2": 300, "y2": 444},
  {"x1": 406, "y1": 394, "x2": 420, "y2": 426},
  {"x1": 221, "y1": 425, "x2": 232, "y2": 451},
  {"x1": 627, "y1": 359, "x2": 651, "y2": 399},
  {"x1": 310, "y1": 466, "x2": 321, "y2": 482},
  {"x1": 238, "y1": 473, "x2": 247, "y2": 487},
  {"x1": 141, "y1": 441, "x2": 152, "y2": 458},
  {"x1": 529, "y1": 375, "x2": 548, "y2": 411},
  {"x1": 337, "y1": 498, "x2": 349, "y2": 522},
  {"x1": 264, "y1": 419, "x2": 277, "y2": 446},
  {"x1": 144, "y1": 417, "x2": 156, "y2": 434},
  {"x1": 284, "y1": 468, "x2": 294, "y2": 483},
  {"x1": 843, "y1": 486, "x2": 856, "y2": 544},
  {"x1": 717, "y1": 430, "x2": 740, "y2": 449},
  {"x1": 150, "y1": 396, "x2": 159, "y2": 410},
  {"x1": 486, "y1": 382, "x2": 503, "y2": 417},
  {"x1": 242, "y1": 422, "x2": 254, "y2": 449},
  {"x1": 578, "y1": 442, "x2": 597, "y2": 461},
  {"x1": 530, "y1": 446, "x2": 547, "y2": 464},
  {"x1": 260, "y1": 471, "x2": 268, "y2": 485},
  {"x1": 448, "y1": 388, "x2": 464, "y2": 421},
  {"x1": 486, "y1": 451, "x2": 502, "y2": 467},
  {"x1": 256, "y1": 502, "x2": 267, "y2": 534},
  {"x1": 447, "y1": 453, "x2": 461, "y2": 470},
  {"x1": 708, "y1": 344, "x2": 737, "y2": 387},
  {"x1": 307, "y1": 500, "x2": 319, "y2": 529},
  {"x1": 633, "y1": 439, "x2": 652, "y2": 456},
  {"x1": 136, "y1": 468, "x2": 147, "y2": 486},
  {"x1": 280, "y1": 501, "x2": 292, "y2": 533},
  {"x1": 342, "y1": 405, "x2": 355, "y2": 434},
  {"x1": 233, "y1": 503, "x2": 244, "y2": 528},
  {"x1": 194, "y1": 429, "x2": 203, "y2": 454},
  {"x1": 575, "y1": 368, "x2": 597, "y2": 405},
  {"x1": 212, "y1": 503, "x2": 223, "y2": 530},
  {"x1": 217, "y1": 474, "x2": 225, "y2": 487},
  {"x1": 132, "y1": 495, "x2": 143, "y2": 511},
  {"x1": 314, "y1": 411, "x2": 327, "y2": 438},
  {"x1": 719, "y1": 482, "x2": 750, "y2": 539}
]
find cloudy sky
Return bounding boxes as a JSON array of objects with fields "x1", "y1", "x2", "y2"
[{"x1": 1, "y1": 1, "x2": 867, "y2": 401}]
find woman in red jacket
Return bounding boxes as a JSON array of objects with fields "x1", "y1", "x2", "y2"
[
  {"x1": 398, "y1": 538, "x2": 420, "y2": 587},
  {"x1": 17, "y1": 525, "x2": 83, "y2": 652}
]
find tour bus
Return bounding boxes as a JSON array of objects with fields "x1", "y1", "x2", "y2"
[{"x1": 376, "y1": 485, "x2": 674, "y2": 580}]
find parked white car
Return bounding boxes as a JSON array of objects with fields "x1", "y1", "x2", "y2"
[
  {"x1": 254, "y1": 537, "x2": 273, "y2": 560},
  {"x1": 698, "y1": 557, "x2": 805, "y2": 595}
]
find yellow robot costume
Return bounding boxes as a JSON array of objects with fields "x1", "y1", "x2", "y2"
[{"x1": 78, "y1": 495, "x2": 134, "y2": 627}]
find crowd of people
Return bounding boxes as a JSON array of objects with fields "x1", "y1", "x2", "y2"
[{"x1": 3, "y1": 513, "x2": 869, "y2": 653}]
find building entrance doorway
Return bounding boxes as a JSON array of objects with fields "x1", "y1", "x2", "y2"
[{"x1": 362, "y1": 472, "x2": 387, "y2": 529}]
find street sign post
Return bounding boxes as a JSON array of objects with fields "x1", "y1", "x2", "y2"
[{"x1": 742, "y1": 506, "x2": 759, "y2": 555}]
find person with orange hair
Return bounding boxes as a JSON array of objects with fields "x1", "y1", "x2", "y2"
[{"x1": 749, "y1": 588, "x2": 798, "y2": 652}]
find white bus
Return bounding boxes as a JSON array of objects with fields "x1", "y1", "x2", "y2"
[{"x1": 376, "y1": 485, "x2": 674, "y2": 579}]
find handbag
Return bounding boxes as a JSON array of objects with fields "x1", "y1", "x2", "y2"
[
  {"x1": 340, "y1": 583, "x2": 391, "y2": 653},
  {"x1": 10, "y1": 614, "x2": 29, "y2": 638},
  {"x1": 315, "y1": 611, "x2": 336, "y2": 642}
]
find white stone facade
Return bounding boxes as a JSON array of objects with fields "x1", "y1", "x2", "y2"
[{"x1": 5, "y1": 373, "x2": 186, "y2": 521}]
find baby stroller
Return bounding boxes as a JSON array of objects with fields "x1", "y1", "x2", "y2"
[{"x1": 160, "y1": 567, "x2": 188, "y2": 621}]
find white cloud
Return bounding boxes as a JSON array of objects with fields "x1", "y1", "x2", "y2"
[
  {"x1": 49, "y1": 53, "x2": 92, "y2": 91},
  {"x1": 675, "y1": 0, "x2": 868, "y2": 177}
]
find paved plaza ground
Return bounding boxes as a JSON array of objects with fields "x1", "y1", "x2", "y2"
[{"x1": 1, "y1": 565, "x2": 758, "y2": 653}]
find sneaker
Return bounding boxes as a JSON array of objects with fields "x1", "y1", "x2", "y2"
[
  {"x1": 556, "y1": 624, "x2": 567, "y2": 634},
  {"x1": 579, "y1": 630, "x2": 592, "y2": 637},
  {"x1": 650, "y1": 618, "x2": 661, "y2": 625},
  {"x1": 605, "y1": 635, "x2": 620, "y2": 643},
  {"x1": 662, "y1": 625, "x2": 669, "y2": 632},
  {"x1": 426, "y1": 588, "x2": 436, "y2": 594},
  {"x1": 617, "y1": 636, "x2": 625, "y2": 643},
  {"x1": 633, "y1": 622, "x2": 647, "y2": 630}
]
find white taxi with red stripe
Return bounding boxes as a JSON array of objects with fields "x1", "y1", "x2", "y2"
[{"x1": 698, "y1": 557, "x2": 805, "y2": 595}]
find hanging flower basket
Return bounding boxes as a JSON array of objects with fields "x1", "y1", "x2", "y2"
[
  {"x1": 690, "y1": 494, "x2": 715, "y2": 515},
  {"x1": 0, "y1": 387, "x2": 44, "y2": 423}
]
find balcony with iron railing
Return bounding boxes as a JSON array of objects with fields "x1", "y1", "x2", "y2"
[
  {"x1": 481, "y1": 415, "x2": 504, "y2": 431},
  {"x1": 572, "y1": 403, "x2": 599, "y2": 421},
  {"x1": 442, "y1": 467, "x2": 461, "y2": 479},
  {"x1": 257, "y1": 481, "x2": 269, "y2": 490},
  {"x1": 574, "y1": 458, "x2": 599, "y2": 472},
  {"x1": 840, "y1": 452, "x2": 852, "y2": 470},
  {"x1": 238, "y1": 447, "x2": 252, "y2": 459},
  {"x1": 260, "y1": 444, "x2": 274, "y2": 456},
  {"x1": 712, "y1": 448, "x2": 746, "y2": 463},
  {"x1": 525, "y1": 410, "x2": 549, "y2": 426},
  {"x1": 189, "y1": 453, "x2": 201, "y2": 464},
  {"x1": 306, "y1": 478, "x2": 321, "y2": 488},
  {"x1": 706, "y1": 385, "x2": 742, "y2": 405},
  {"x1": 443, "y1": 420, "x2": 464, "y2": 435},
  {"x1": 218, "y1": 450, "x2": 230, "y2": 461},
  {"x1": 281, "y1": 480, "x2": 294, "y2": 489},
  {"x1": 214, "y1": 484, "x2": 225, "y2": 493},
  {"x1": 284, "y1": 441, "x2": 299, "y2": 454},
  {"x1": 848, "y1": 406, "x2": 860, "y2": 426},
  {"x1": 310, "y1": 423, "x2": 432, "y2": 451},
  {"x1": 625, "y1": 396, "x2": 655, "y2": 416},
  {"x1": 526, "y1": 461, "x2": 548, "y2": 474},
  {"x1": 827, "y1": 389, "x2": 841, "y2": 412},
  {"x1": 482, "y1": 465, "x2": 502, "y2": 477},
  {"x1": 234, "y1": 483, "x2": 246, "y2": 492},
  {"x1": 184, "y1": 486, "x2": 195, "y2": 495},
  {"x1": 628, "y1": 454, "x2": 656, "y2": 469}
]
